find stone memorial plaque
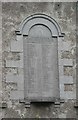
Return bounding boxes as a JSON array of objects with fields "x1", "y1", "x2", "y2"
[
  {"x1": 24, "y1": 37, "x2": 59, "y2": 102},
  {"x1": 8, "y1": 14, "x2": 64, "y2": 103}
]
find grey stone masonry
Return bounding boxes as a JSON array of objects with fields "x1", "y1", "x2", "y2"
[
  {"x1": 4, "y1": 14, "x2": 76, "y2": 100},
  {"x1": 1, "y1": 2, "x2": 77, "y2": 118},
  {"x1": 10, "y1": 90, "x2": 24, "y2": 100},
  {"x1": 6, "y1": 53, "x2": 23, "y2": 68},
  {"x1": 58, "y1": 37, "x2": 75, "y2": 99},
  {"x1": 11, "y1": 35, "x2": 23, "y2": 52}
]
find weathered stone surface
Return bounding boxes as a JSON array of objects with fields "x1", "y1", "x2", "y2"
[
  {"x1": 5, "y1": 52, "x2": 21, "y2": 61},
  {"x1": 61, "y1": 51, "x2": 75, "y2": 59},
  {"x1": 11, "y1": 39, "x2": 23, "y2": 52},
  {"x1": 64, "y1": 91, "x2": 76, "y2": 99},
  {"x1": 59, "y1": 59, "x2": 73, "y2": 66},
  {"x1": 10, "y1": 90, "x2": 24, "y2": 100},
  {"x1": 64, "y1": 84, "x2": 74, "y2": 91},
  {"x1": 6, "y1": 60, "x2": 23, "y2": 68},
  {"x1": 62, "y1": 41, "x2": 72, "y2": 51},
  {"x1": 1, "y1": 2, "x2": 77, "y2": 119},
  {"x1": 64, "y1": 66, "x2": 73, "y2": 76},
  {"x1": 6, "y1": 73, "x2": 23, "y2": 83},
  {"x1": 59, "y1": 76, "x2": 73, "y2": 84},
  {"x1": 6, "y1": 53, "x2": 23, "y2": 68}
]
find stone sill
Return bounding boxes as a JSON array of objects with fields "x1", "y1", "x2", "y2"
[
  {"x1": 19, "y1": 99, "x2": 65, "y2": 108},
  {"x1": 0, "y1": 99, "x2": 65, "y2": 109}
]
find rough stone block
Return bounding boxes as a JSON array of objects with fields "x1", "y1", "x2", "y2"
[
  {"x1": 59, "y1": 76, "x2": 73, "y2": 84},
  {"x1": 63, "y1": 41, "x2": 71, "y2": 51},
  {"x1": 60, "y1": 90, "x2": 76, "y2": 99},
  {"x1": 64, "y1": 66, "x2": 73, "y2": 76},
  {"x1": 64, "y1": 84, "x2": 74, "y2": 91},
  {"x1": 6, "y1": 60, "x2": 22, "y2": 68},
  {"x1": 58, "y1": 40, "x2": 71, "y2": 51},
  {"x1": 6, "y1": 74, "x2": 18, "y2": 83},
  {"x1": 64, "y1": 91, "x2": 76, "y2": 99},
  {"x1": 6, "y1": 56, "x2": 23, "y2": 68},
  {"x1": 10, "y1": 90, "x2": 24, "y2": 100},
  {"x1": 59, "y1": 59, "x2": 73, "y2": 66},
  {"x1": 59, "y1": 74, "x2": 75, "y2": 98},
  {"x1": 5, "y1": 53, "x2": 23, "y2": 68},
  {"x1": 11, "y1": 39, "x2": 23, "y2": 52},
  {"x1": 6, "y1": 74, "x2": 24, "y2": 83},
  {"x1": 63, "y1": 59, "x2": 73, "y2": 66},
  {"x1": 61, "y1": 51, "x2": 73, "y2": 59}
]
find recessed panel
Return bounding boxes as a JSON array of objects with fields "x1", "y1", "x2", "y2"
[
  {"x1": 24, "y1": 37, "x2": 59, "y2": 102},
  {"x1": 24, "y1": 24, "x2": 59, "y2": 102}
]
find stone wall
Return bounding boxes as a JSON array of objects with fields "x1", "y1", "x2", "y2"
[{"x1": 0, "y1": 2, "x2": 77, "y2": 119}]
